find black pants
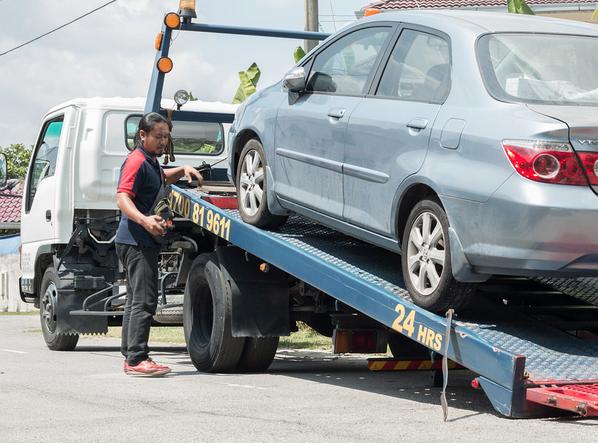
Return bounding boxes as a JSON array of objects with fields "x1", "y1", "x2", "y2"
[{"x1": 116, "y1": 243, "x2": 160, "y2": 365}]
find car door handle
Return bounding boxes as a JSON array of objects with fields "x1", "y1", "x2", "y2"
[
  {"x1": 406, "y1": 118, "x2": 429, "y2": 130},
  {"x1": 45, "y1": 210, "x2": 51, "y2": 222},
  {"x1": 328, "y1": 108, "x2": 346, "y2": 119}
]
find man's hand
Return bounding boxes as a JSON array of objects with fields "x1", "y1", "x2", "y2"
[
  {"x1": 183, "y1": 165, "x2": 203, "y2": 186},
  {"x1": 142, "y1": 215, "x2": 166, "y2": 236}
]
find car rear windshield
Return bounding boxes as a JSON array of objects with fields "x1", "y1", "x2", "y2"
[{"x1": 478, "y1": 33, "x2": 598, "y2": 106}]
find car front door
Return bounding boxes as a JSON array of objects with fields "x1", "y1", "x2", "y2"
[
  {"x1": 343, "y1": 27, "x2": 451, "y2": 237},
  {"x1": 274, "y1": 25, "x2": 393, "y2": 218}
]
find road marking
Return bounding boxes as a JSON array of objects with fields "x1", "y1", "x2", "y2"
[{"x1": 0, "y1": 349, "x2": 27, "y2": 354}]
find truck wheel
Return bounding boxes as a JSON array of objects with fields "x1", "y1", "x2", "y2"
[
  {"x1": 236, "y1": 139, "x2": 287, "y2": 229},
  {"x1": 401, "y1": 199, "x2": 475, "y2": 313},
  {"x1": 39, "y1": 267, "x2": 79, "y2": 351},
  {"x1": 183, "y1": 253, "x2": 246, "y2": 372},
  {"x1": 237, "y1": 337, "x2": 279, "y2": 372}
]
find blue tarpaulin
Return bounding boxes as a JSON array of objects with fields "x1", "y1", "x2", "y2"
[{"x1": 0, "y1": 235, "x2": 20, "y2": 255}]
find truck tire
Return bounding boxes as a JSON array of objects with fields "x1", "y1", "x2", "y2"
[
  {"x1": 237, "y1": 337, "x2": 279, "y2": 372},
  {"x1": 236, "y1": 139, "x2": 287, "y2": 229},
  {"x1": 183, "y1": 253, "x2": 246, "y2": 372},
  {"x1": 39, "y1": 267, "x2": 79, "y2": 351},
  {"x1": 401, "y1": 199, "x2": 475, "y2": 313}
]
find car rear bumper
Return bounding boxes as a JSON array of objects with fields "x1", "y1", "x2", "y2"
[{"x1": 444, "y1": 175, "x2": 598, "y2": 277}]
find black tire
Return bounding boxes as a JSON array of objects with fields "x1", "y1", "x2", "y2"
[
  {"x1": 236, "y1": 139, "x2": 287, "y2": 229},
  {"x1": 401, "y1": 199, "x2": 475, "y2": 313},
  {"x1": 183, "y1": 253, "x2": 246, "y2": 372},
  {"x1": 387, "y1": 333, "x2": 430, "y2": 359},
  {"x1": 39, "y1": 267, "x2": 79, "y2": 351},
  {"x1": 236, "y1": 337, "x2": 279, "y2": 372}
]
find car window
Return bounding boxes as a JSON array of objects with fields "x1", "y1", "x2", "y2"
[
  {"x1": 478, "y1": 33, "x2": 598, "y2": 106},
  {"x1": 376, "y1": 30, "x2": 450, "y2": 103},
  {"x1": 306, "y1": 27, "x2": 392, "y2": 96},
  {"x1": 26, "y1": 117, "x2": 63, "y2": 211},
  {"x1": 125, "y1": 115, "x2": 225, "y2": 156}
]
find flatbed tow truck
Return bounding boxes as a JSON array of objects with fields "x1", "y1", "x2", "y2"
[
  {"x1": 21, "y1": 3, "x2": 598, "y2": 420},
  {"x1": 140, "y1": 5, "x2": 598, "y2": 418}
]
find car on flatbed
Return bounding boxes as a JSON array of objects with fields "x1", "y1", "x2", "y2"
[{"x1": 228, "y1": 10, "x2": 598, "y2": 312}]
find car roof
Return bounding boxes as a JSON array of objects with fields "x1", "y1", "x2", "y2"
[{"x1": 364, "y1": 10, "x2": 598, "y2": 37}]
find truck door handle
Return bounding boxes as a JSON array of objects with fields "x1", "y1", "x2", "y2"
[
  {"x1": 406, "y1": 118, "x2": 429, "y2": 130},
  {"x1": 45, "y1": 210, "x2": 51, "y2": 222},
  {"x1": 328, "y1": 108, "x2": 346, "y2": 119}
]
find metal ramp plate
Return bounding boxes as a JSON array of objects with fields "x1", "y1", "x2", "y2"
[{"x1": 173, "y1": 186, "x2": 598, "y2": 417}]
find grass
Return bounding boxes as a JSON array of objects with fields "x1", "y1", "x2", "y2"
[
  {"x1": 105, "y1": 322, "x2": 333, "y2": 351},
  {"x1": 0, "y1": 310, "x2": 38, "y2": 316}
]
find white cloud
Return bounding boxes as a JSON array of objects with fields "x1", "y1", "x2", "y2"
[{"x1": 0, "y1": 0, "x2": 364, "y2": 147}]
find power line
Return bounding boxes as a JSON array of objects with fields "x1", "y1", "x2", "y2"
[{"x1": 0, "y1": 0, "x2": 118, "y2": 58}]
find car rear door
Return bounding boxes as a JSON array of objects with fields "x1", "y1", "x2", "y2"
[
  {"x1": 274, "y1": 25, "x2": 394, "y2": 218},
  {"x1": 343, "y1": 27, "x2": 451, "y2": 237}
]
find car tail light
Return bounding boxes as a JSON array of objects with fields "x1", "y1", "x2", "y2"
[
  {"x1": 576, "y1": 152, "x2": 598, "y2": 186},
  {"x1": 502, "y1": 140, "x2": 588, "y2": 186}
]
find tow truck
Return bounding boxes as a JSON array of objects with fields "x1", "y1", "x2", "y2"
[{"x1": 19, "y1": 1, "x2": 598, "y2": 419}]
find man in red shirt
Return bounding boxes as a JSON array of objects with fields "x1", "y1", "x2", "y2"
[{"x1": 116, "y1": 112, "x2": 202, "y2": 376}]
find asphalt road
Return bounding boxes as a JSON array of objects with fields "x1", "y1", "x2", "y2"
[{"x1": 1, "y1": 315, "x2": 597, "y2": 443}]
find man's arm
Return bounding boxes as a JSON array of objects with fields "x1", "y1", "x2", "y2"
[
  {"x1": 163, "y1": 165, "x2": 203, "y2": 185},
  {"x1": 116, "y1": 192, "x2": 165, "y2": 236}
]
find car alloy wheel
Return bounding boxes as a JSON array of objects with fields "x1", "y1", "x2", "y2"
[
  {"x1": 41, "y1": 281, "x2": 58, "y2": 334},
  {"x1": 239, "y1": 149, "x2": 264, "y2": 217},
  {"x1": 406, "y1": 211, "x2": 446, "y2": 297}
]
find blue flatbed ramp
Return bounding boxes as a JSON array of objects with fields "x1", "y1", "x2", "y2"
[{"x1": 171, "y1": 185, "x2": 598, "y2": 418}]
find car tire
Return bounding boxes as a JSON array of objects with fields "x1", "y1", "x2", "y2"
[
  {"x1": 236, "y1": 337, "x2": 279, "y2": 372},
  {"x1": 236, "y1": 139, "x2": 287, "y2": 229},
  {"x1": 183, "y1": 253, "x2": 246, "y2": 372},
  {"x1": 40, "y1": 267, "x2": 79, "y2": 351},
  {"x1": 401, "y1": 199, "x2": 475, "y2": 313}
]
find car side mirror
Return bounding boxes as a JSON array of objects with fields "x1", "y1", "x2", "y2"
[
  {"x1": 0, "y1": 153, "x2": 7, "y2": 187},
  {"x1": 283, "y1": 67, "x2": 306, "y2": 93}
]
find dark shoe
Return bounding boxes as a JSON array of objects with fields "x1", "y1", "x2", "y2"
[{"x1": 124, "y1": 359, "x2": 171, "y2": 376}]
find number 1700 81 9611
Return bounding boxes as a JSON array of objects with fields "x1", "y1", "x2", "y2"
[{"x1": 169, "y1": 190, "x2": 232, "y2": 241}]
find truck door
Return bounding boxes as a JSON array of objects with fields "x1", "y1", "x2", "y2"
[{"x1": 21, "y1": 115, "x2": 65, "y2": 251}]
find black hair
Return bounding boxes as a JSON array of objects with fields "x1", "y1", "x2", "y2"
[{"x1": 133, "y1": 112, "x2": 172, "y2": 149}]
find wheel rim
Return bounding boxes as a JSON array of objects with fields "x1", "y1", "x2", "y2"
[
  {"x1": 41, "y1": 282, "x2": 57, "y2": 333},
  {"x1": 406, "y1": 211, "x2": 446, "y2": 297},
  {"x1": 239, "y1": 149, "x2": 264, "y2": 217}
]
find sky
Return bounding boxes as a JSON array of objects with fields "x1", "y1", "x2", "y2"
[{"x1": 0, "y1": 0, "x2": 369, "y2": 148}]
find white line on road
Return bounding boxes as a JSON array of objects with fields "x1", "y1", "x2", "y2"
[{"x1": 0, "y1": 349, "x2": 27, "y2": 354}]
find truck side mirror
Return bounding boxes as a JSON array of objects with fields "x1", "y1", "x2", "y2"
[
  {"x1": 283, "y1": 67, "x2": 307, "y2": 93},
  {"x1": 0, "y1": 153, "x2": 7, "y2": 187}
]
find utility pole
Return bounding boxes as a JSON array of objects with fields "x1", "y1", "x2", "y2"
[{"x1": 304, "y1": 0, "x2": 319, "y2": 52}]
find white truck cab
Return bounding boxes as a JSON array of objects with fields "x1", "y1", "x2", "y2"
[{"x1": 19, "y1": 97, "x2": 236, "y2": 349}]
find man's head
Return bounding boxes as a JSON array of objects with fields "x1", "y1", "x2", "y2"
[{"x1": 135, "y1": 112, "x2": 172, "y2": 157}]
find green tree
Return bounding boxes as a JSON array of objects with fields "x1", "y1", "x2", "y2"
[
  {"x1": 232, "y1": 62, "x2": 261, "y2": 104},
  {"x1": 508, "y1": 0, "x2": 535, "y2": 14},
  {"x1": 0, "y1": 143, "x2": 32, "y2": 179},
  {"x1": 294, "y1": 46, "x2": 306, "y2": 63}
]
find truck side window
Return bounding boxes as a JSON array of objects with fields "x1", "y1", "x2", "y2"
[
  {"x1": 125, "y1": 115, "x2": 225, "y2": 156},
  {"x1": 26, "y1": 117, "x2": 64, "y2": 211}
]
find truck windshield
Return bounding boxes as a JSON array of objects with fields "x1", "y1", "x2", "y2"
[{"x1": 478, "y1": 33, "x2": 598, "y2": 106}]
